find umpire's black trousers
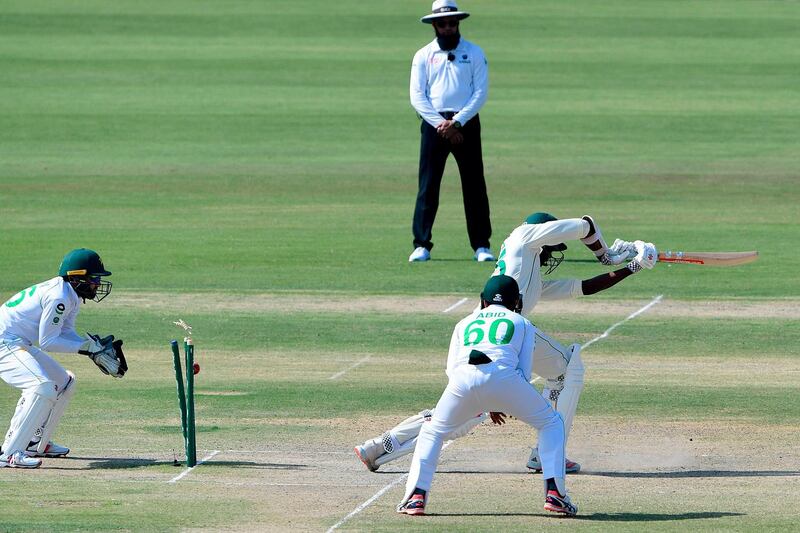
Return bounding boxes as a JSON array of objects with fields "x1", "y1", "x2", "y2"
[{"x1": 412, "y1": 113, "x2": 491, "y2": 252}]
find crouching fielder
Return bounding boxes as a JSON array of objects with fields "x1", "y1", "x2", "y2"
[
  {"x1": 0, "y1": 248, "x2": 127, "y2": 468},
  {"x1": 397, "y1": 276, "x2": 577, "y2": 517},
  {"x1": 357, "y1": 212, "x2": 657, "y2": 473}
]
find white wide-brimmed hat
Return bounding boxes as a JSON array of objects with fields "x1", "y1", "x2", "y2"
[{"x1": 420, "y1": 0, "x2": 470, "y2": 24}]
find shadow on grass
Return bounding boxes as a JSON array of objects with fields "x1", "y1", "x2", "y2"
[
  {"x1": 587, "y1": 470, "x2": 800, "y2": 478},
  {"x1": 575, "y1": 511, "x2": 744, "y2": 522},
  {"x1": 417, "y1": 469, "x2": 800, "y2": 478},
  {"x1": 431, "y1": 511, "x2": 744, "y2": 522},
  {"x1": 55, "y1": 456, "x2": 163, "y2": 469},
  {"x1": 55, "y1": 456, "x2": 310, "y2": 470},
  {"x1": 564, "y1": 258, "x2": 600, "y2": 264}
]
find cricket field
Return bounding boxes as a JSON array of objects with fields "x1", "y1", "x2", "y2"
[{"x1": 0, "y1": 1, "x2": 798, "y2": 531}]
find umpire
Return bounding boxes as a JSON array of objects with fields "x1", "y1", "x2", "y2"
[{"x1": 408, "y1": 0, "x2": 494, "y2": 263}]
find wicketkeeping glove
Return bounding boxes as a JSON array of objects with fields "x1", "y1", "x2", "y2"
[{"x1": 79, "y1": 333, "x2": 128, "y2": 378}]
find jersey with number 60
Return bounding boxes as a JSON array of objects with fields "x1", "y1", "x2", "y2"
[
  {"x1": 492, "y1": 218, "x2": 589, "y2": 315},
  {"x1": 0, "y1": 277, "x2": 85, "y2": 352},
  {"x1": 446, "y1": 304, "x2": 537, "y2": 382}
]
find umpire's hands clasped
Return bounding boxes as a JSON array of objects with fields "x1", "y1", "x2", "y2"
[{"x1": 437, "y1": 119, "x2": 464, "y2": 145}]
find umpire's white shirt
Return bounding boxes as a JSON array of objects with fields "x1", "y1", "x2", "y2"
[
  {"x1": 0, "y1": 277, "x2": 84, "y2": 352},
  {"x1": 493, "y1": 218, "x2": 590, "y2": 315},
  {"x1": 410, "y1": 38, "x2": 488, "y2": 128}
]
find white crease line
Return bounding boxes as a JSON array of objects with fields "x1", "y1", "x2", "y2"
[
  {"x1": 327, "y1": 440, "x2": 453, "y2": 532},
  {"x1": 329, "y1": 356, "x2": 371, "y2": 380},
  {"x1": 581, "y1": 294, "x2": 663, "y2": 350},
  {"x1": 532, "y1": 295, "x2": 663, "y2": 385},
  {"x1": 442, "y1": 297, "x2": 469, "y2": 313},
  {"x1": 168, "y1": 449, "x2": 221, "y2": 483}
]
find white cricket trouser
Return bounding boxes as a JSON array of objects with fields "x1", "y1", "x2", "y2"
[
  {"x1": 1, "y1": 340, "x2": 70, "y2": 451},
  {"x1": 403, "y1": 362, "x2": 566, "y2": 503},
  {"x1": 0, "y1": 340, "x2": 69, "y2": 391}
]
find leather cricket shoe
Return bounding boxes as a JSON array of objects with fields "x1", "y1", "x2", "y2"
[
  {"x1": 0, "y1": 450, "x2": 43, "y2": 469},
  {"x1": 409, "y1": 247, "x2": 431, "y2": 262},
  {"x1": 26, "y1": 441, "x2": 70, "y2": 458},
  {"x1": 544, "y1": 490, "x2": 578, "y2": 517},
  {"x1": 473, "y1": 247, "x2": 495, "y2": 262},
  {"x1": 527, "y1": 450, "x2": 581, "y2": 474},
  {"x1": 397, "y1": 493, "x2": 426, "y2": 516}
]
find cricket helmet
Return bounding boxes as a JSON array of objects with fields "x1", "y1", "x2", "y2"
[
  {"x1": 524, "y1": 212, "x2": 558, "y2": 225},
  {"x1": 481, "y1": 275, "x2": 522, "y2": 312},
  {"x1": 59, "y1": 248, "x2": 112, "y2": 302},
  {"x1": 524, "y1": 212, "x2": 567, "y2": 273}
]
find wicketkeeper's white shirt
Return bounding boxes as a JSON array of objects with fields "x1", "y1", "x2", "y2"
[
  {"x1": 0, "y1": 277, "x2": 85, "y2": 352},
  {"x1": 410, "y1": 37, "x2": 488, "y2": 128}
]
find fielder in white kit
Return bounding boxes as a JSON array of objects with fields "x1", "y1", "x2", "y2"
[
  {"x1": 0, "y1": 248, "x2": 127, "y2": 468},
  {"x1": 356, "y1": 212, "x2": 657, "y2": 473},
  {"x1": 397, "y1": 275, "x2": 577, "y2": 516}
]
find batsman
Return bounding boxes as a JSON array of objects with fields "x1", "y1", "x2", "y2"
[
  {"x1": 0, "y1": 249, "x2": 127, "y2": 468},
  {"x1": 356, "y1": 212, "x2": 657, "y2": 473}
]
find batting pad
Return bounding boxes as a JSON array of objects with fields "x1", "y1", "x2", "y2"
[
  {"x1": 2, "y1": 381, "x2": 58, "y2": 456},
  {"x1": 532, "y1": 331, "x2": 571, "y2": 379},
  {"x1": 552, "y1": 347, "x2": 584, "y2": 442},
  {"x1": 36, "y1": 371, "x2": 76, "y2": 453},
  {"x1": 386, "y1": 409, "x2": 432, "y2": 452},
  {"x1": 375, "y1": 436, "x2": 417, "y2": 467},
  {"x1": 375, "y1": 411, "x2": 487, "y2": 468}
]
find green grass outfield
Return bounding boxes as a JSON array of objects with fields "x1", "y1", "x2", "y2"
[{"x1": 0, "y1": 0, "x2": 798, "y2": 531}]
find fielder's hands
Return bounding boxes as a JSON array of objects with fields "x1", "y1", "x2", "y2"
[
  {"x1": 489, "y1": 412, "x2": 507, "y2": 425},
  {"x1": 79, "y1": 333, "x2": 128, "y2": 378},
  {"x1": 627, "y1": 240, "x2": 658, "y2": 272}
]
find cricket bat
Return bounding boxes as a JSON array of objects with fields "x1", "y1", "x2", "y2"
[{"x1": 657, "y1": 250, "x2": 758, "y2": 267}]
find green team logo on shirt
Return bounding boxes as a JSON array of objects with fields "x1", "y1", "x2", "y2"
[
  {"x1": 494, "y1": 245, "x2": 506, "y2": 275},
  {"x1": 464, "y1": 317, "x2": 515, "y2": 346},
  {"x1": 4, "y1": 285, "x2": 38, "y2": 308}
]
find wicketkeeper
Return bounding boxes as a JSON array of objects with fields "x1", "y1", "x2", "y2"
[
  {"x1": 0, "y1": 248, "x2": 127, "y2": 468},
  {"x1": 356, "y1": 212, "x2": 657, "y2": 473}
]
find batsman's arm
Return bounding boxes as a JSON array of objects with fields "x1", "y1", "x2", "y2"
[
  {"x1": 579, "y1": 217, "x2": 644, "y2": 266},
  {"x1": 581, "y1": 266, "x2": 636, "y2": 296},
  {"x1": 583, "y1": 240, "x2": 658, "y2": 289},
  {"x1": 582, "y1": 240, "x2": 655, "y2": 294}
]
